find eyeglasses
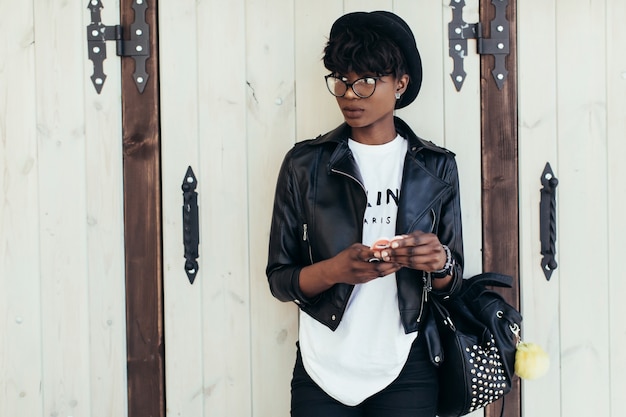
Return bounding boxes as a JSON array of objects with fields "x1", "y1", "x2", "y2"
[{"x1": 324, "y1": 74, "x2": 388, "y2": 98}]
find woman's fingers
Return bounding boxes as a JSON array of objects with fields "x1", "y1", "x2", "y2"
[{"x1": 374, "y1": 231, "x2": 446, "y2": 271}]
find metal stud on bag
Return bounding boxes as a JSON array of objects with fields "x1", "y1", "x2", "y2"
[{"x1": 466, "y1": 336, "x2": 508, "y2": 412}]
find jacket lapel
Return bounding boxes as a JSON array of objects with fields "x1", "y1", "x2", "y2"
[
  {"x1": 325, "y1": 125, "x2": 365, "y2": 188},
  {"x1": 396, "y1": 152, "x2": 451, "y2": 234}
]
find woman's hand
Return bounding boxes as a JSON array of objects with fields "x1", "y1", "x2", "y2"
[
  {"x1": 374, "y1": 230, "x2": 453, "y2": 290},
  {"x1": 375, "y1": 231, "x2": 446, "y2": 270},
  {"x1": 299, "y1": 243, "x2": 402, "y2": 298}
]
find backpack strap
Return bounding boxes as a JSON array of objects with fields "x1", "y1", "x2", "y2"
[{"x1": 464, "y1": 272, "x2": 513, "y2": 289}]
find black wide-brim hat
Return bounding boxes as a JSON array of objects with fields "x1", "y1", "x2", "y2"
[{"x1": 329, "y1": 11, "x2": 423, "y2": 109}]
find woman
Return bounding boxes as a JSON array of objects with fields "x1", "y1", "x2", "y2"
[{"x1": 267, "y1": 11, "x2": 464, "y2": 417}]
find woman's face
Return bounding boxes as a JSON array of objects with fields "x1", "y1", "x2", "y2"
[{"x1": 334, "y1": 71, "x2": 408, "y2": 131}]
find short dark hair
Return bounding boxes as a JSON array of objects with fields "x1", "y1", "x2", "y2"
[{"x1": 323, "y1": 25, "x2": 407, "y2": 80}]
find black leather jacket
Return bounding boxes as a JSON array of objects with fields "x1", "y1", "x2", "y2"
[{"x1": 266, "y1": 117, "x2": 464, "y2": 337}]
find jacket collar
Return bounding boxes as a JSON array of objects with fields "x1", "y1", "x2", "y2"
[
  {"x1": 312, "y1": 117, "x2": 453, "y2": 235},
  {"x1": 313, "y1": 116, "x2": 451, "y2": 158}
]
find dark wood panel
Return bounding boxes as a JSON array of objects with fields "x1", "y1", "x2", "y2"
[
  {"x1": 479, "y1": 1, "x2": 520, "y2": 417},
  {"x1": 120, "y1": 1, "x2": 164, "y2": 416}
]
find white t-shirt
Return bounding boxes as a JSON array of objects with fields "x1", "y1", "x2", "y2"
[{"x1": 299, "y1": 135, "x2": 417, "y2": 406}]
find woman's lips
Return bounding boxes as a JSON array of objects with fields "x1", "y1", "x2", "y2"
[{"x1": 342, "y1": 106, "x2": 364, "y2": 118}]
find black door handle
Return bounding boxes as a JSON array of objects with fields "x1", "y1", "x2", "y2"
[
  {"x1": 540, "y1": 163, "x2": 558, "y2": 280},
  {"x1": 182, "y1": 166, "x2": 199, "y2": 284}
]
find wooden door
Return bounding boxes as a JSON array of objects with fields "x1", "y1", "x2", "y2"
[
  {"x1": 159, "y1": 1, "x2": 487, "y2": 416},
  {"x1": 0, "y1": 1, "x2": 128, "y2": 416},
  {"x1": 518, "y1": 0, "x2": 626, "y2": 416}
]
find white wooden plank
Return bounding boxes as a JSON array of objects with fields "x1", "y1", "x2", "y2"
[
  {"x1": 158, "y1": 0, "x2": 205, "y2": 415},
  {"x1": 344, "y1": 0, "x2": 392, "y2": 12},
  {"x1": 0, "y1": 3, "x2": 44, "y2": 417},
  {"x1": 440, "y1": 0, "x2": 482, "y2": 279},
  {"x1": 294, "y1": 0, "x2": 344, "y2": 140},
  {"x1": 517, "y1": 0, "x2": 562, "y2": 415},
  {"x1": 395, "y1": 0, "x2": 446, "y2": 144},
  {"x1": 33, "y1": 1, "x2": 92, "y2": 416},
  {"x1": 245, "y1": 1, "x2": 299, "y2": 415},
  {"x1": 555, "y1": 0, "x2": 610, "y2": 415},
  {"x1": 196, "y1": 1, "x2": 252, "y2": 416},
  {"x1": 82, "y1": 2, "x2": 128, "y2": 417},
  {"x1": 606, "y1": 0, "x2": 626, "y2": 415}
]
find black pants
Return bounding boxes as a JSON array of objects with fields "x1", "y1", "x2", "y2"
[{"x1": 290, "y1": 336, "x2": 438, "y2": 417}]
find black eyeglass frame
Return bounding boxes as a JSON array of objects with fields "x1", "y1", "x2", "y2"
[{"x1": 324, "y1": 74, "x2": 390, "y2": 99}]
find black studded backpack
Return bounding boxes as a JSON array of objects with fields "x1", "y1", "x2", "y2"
[{"x1": 429, "y1": 272, "x2": 522, "y2": 417}]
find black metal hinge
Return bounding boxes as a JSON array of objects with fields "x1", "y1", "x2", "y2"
[
  {"x1": 86, "y1": 0, "x2": 150, "y2": 94},
  {"x1": 448, "y1": 0, "x2": 510, "y2": 91}
]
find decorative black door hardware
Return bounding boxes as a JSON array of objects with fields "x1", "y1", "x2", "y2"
[
  {"x1": 448, "y1": 0, "x2": 510, "y2": 91},
  {"x1": 86, "y1": 0, "x2": 150, "y2": 94},
  {"x1": 540, "y1": 163, "x2": 558, "y2": 280},
  {"x1": 182, "y1": 167, "x2": 200, "y2": 284}
]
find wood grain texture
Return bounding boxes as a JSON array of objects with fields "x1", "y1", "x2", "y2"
[
  {"x1": 158, "y1": 0, "x2": 205, "y2": 415},
  {"x1": 517, "y1": 0, "x2": 562, "y2": 415},
  {"x1": 197, "y1": 0, "x2": 253, "y2": 415},
  {"x1": 245, "y1": 1, "x2": 299, "y2": 415},
  {"x1": 0, "y1": 2, "x2": 43, "y2": 416},
  {"x1": 479, "y1": 1, "x2": 520, "y2": 417},
  {"x1": 2, "y1": 1, "x2": 128, "y2": 416},
  {"x1": 120, "y1": 1, "x2": 164, "y2": 416},
  {"x1": 84, "y1": 0, "x2": 129, "y2": 414},
  {"x1": 554, "y1": 1, "x2": 610, "y2": 415}
]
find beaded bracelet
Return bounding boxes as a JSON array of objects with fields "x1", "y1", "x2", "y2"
[{"x1": 431, "y1": 244, "x2": 454, "y2": 279}]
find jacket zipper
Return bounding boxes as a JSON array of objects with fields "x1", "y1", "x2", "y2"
[
  {"x1": 415, "y1": 209, "x2": 438, "y2": 324},
  {"x1": 330, "y1": 168, "x2": 366, "y2": 193},
  {"x1": 416, "y1": 272, "x2": 433, "y2": 324},
  {"x1": 302, "y1": 223, "x2": 314, "y2": 264}
]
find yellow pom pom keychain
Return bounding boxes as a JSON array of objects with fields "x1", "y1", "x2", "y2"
[
  {"x1": 510, "y1": 324, "x2": 550, "y2": 380},
  {"x1": 515, "y1": 341, "x2": 550, "y2": 379}
]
